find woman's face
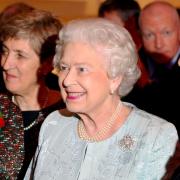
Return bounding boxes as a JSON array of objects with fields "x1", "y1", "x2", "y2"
[
  {"x1": 58, "y1": 42, "x2": 118, "y2": 115},
  {"x1": 1, "y1": 38, "x2": 41, "y2": 95}
]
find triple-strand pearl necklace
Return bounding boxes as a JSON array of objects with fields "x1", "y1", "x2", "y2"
[{"x1": 78, "y1": 102, "x2": 122, "y2": 142}]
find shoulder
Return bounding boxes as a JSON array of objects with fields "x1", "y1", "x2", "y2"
[
  {"x1": 0, "y1": 93, "x2": 10, "y2": 103},
  {"x1": 133, "y1": 105, "x2": 177, "y2": 134},
  {"x1": 39, "y1": 109, "x2": 78, "y2": 139},
  {"x1": 126, "y1": 104, "x2": 178, "y2": 165},
  {"x1": 0, "y1": 93, "x2": 21, "y2": 115},
  {"x1": 125, "y1": 103, "x2": 178, "y2": 144},
  {"x1": 131, "y1": 106, "x2": 178, "y2": 155}
]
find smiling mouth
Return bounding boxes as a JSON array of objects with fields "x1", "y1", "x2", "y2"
[
  {"x1": 4, "y1": 72, "x2": 15, "y2": 78},
  {"x1": 66, "y1": 92, "x2": 86, "y2": 100}
]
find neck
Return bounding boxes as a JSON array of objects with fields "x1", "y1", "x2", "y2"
[
  {"x1": 80, "y1": 98, "x2": 119, "y2": 128},
  {"x1": 12, "y1": 86, "x2": 49, "y2": 111},
  {"x1": 78, "y1": 99, "x2": 125, "y2": 141}
]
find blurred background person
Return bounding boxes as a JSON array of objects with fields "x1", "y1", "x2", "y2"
[
  {"x1": 25, "y1": 18, "x2": 178, "y2": 180},
  {"x1": 98, "y1": 0, "x2": 141, "y2": 49},
  {"x1": 164, "y1": 143, "x2": 180, "y2": 179},
  {"x1": 124, "y1": 1, "x2": 180, "y2": 137},
  {"x1": 98, "y1": 0, "x2": 150, "y2": 88},
  {"x1": 0, "y1": 2, "x2": 34, "y2": 93},
  {"x1": 0, "y1": 9, "x2": 64, "y2": 179},
  {"x1": 0, "y1": 2, "x2": 60, "y2": 93}
]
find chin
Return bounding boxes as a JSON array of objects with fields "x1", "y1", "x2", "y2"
[
  {"x1": 5, "y1": 84, "x2": 20, "y2": 94},
  {"x1": 66, "y1": 103, "x2": 85, "y2": 113}
]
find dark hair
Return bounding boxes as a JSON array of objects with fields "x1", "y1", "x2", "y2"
[
  {"x1": 98, "y1": 0, "x2": 141, "y2": 48},
  {"x1": 98, "y1": 0, "x2": 140, "y2": 22}
]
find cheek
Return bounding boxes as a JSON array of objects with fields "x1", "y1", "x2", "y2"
[
  {"x1": 143, "y1": 40, "x2": 155, "y2": 51},
  {"x1": 86, "y1": 74, "x2": 110, "y2": 95},
  {"x1": 58, "y1": 76, "x2": 67, "y2": 98}
]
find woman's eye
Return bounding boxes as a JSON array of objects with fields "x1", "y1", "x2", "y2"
[
  {"x1": 59, "y1": 65, "x2": 68, "y2": 71},
  {"x1": 17, "y1": 54, "x2": 24, "y2": 59}
]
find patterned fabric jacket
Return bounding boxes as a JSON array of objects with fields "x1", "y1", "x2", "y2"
[{"x1": 0, "y1": 93, "x2": 24, "y2": 179}]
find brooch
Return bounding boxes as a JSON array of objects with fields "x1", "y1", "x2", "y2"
[{"x1": 118, "y1": 135, "x2": 136, "y2": 152}]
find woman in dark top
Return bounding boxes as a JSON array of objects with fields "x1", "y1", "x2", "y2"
[{"x1": 0, "y1": 9, "x2": 64, "y2": 179}]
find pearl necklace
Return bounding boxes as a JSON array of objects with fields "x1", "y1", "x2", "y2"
[
  {"x1": 12, "y1": 89, "x2": 49, "y2": 131},
  {"x1": 78, "y1": 102, "x2": 122, "y2": 142},
  {"x1": 23, "y1": 111, "x2": 44, "y2": 131}
]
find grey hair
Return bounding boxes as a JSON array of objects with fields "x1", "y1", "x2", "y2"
[{"x1": 54, "y1": 18, "x2": 141, "y2": 97}]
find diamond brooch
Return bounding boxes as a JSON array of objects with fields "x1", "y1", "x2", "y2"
[{"x1": 118, "y1": 135, "x2": 136, "y2": 152}]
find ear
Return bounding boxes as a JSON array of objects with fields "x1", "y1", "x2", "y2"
[{"x1": 109, "y1": 76, "x2": 123, "y2": 94}]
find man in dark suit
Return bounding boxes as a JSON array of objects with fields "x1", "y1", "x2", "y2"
[{"x1": 124, "y1": 1, "x2": 180, "y2": 136}]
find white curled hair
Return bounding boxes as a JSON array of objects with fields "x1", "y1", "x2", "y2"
[{"x1": 54, "y1": 18, "x2": 141, "y2": 97}]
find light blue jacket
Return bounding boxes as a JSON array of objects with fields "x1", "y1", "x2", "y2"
[{"x1": 25, "y1": 103, "x2": 178, "y2": 180}]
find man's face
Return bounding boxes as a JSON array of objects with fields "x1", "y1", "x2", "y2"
[{"x1": 140, "y1": 8, "x2": 180, "y2": 64}]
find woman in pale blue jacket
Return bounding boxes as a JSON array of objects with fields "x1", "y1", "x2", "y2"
[{"x1": 25, "y1": 18, "x2": 178, "y2": 180}]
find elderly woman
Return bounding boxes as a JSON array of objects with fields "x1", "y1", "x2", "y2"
[
  {"x1": 25, "y1": 18, "x2": 178, "y2": 180},
  {"x1": 0, "y1": 9, "x2": 64, "y2": 179}
]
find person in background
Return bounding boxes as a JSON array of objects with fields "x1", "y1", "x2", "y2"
[
  {"x1": 0, "y1": 3, "x2": 34, "y2": 93},
  {"x1": 164, "y1": 142, "x2": 180, "y2": 179},
  {"x1": 124, "y1": 1, "x2": 180, "y2": 137},
  {"x1": 98, "y1": 0, "x2": 150, "y2": 88},
  {"x1": 0, "y1": 9, "x2": 64, "y2": 179},
  {"x1": 25, "y1": 18, "x2": 178, "y2": 180},
  {"x1": 98, "y1": 0, "x2": 141, "y2": 49},
  {"x1": 0, "y1": 2, "x2": 60, "y2": 92}
]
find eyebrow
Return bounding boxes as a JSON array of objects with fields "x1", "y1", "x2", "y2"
[{"x1": 2, "y1": 43, "x2": 29, "y2": 56}]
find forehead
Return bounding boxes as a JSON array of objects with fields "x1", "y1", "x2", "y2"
[
  {"x1": 3, "y1": 38, "x2": 31, "y2": 49},
  {"x1": 2, "y1": 38, "x2": 39, "y2": 60},
  {"x1": 61, "y1": 42, "x2": 106, "y2": 65},
  {"x1": 140, "y1": 6, "x2": 178, "y2": 31}
]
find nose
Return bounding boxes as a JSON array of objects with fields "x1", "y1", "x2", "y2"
[
  {"x1": 1, "y1": 54, "x2": 14, "y2": 70},
  {"x1": 61, "y1": 68, "x2": 76, "y2": 87},
  {"x1": 154, "y1": 35, "x2": 164, "y2": 50}
]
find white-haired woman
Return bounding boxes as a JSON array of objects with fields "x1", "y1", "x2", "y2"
[{"x1": 25, "y1": 18, "x2": 178, "y2": 180}]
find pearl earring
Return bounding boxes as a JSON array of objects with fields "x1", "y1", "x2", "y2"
[{"x1": 110, "y1": 89, "x2": 114, "y2": 95}]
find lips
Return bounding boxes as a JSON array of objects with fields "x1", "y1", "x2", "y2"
[
  {"x1": 4, "y1": 72, "x2": 17, "y2": 81},
  {"x1": 66, "y1": 92, "x2": 86, "y2": 100}
]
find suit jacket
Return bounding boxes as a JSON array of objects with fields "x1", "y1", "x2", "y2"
[{"x1": 123, "y1": 48, "x2": 180, "y2": 137}]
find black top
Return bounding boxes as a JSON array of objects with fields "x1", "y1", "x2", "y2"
[{"x1": 17, "y1": 100, "x2": 65, "y2": 180}]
